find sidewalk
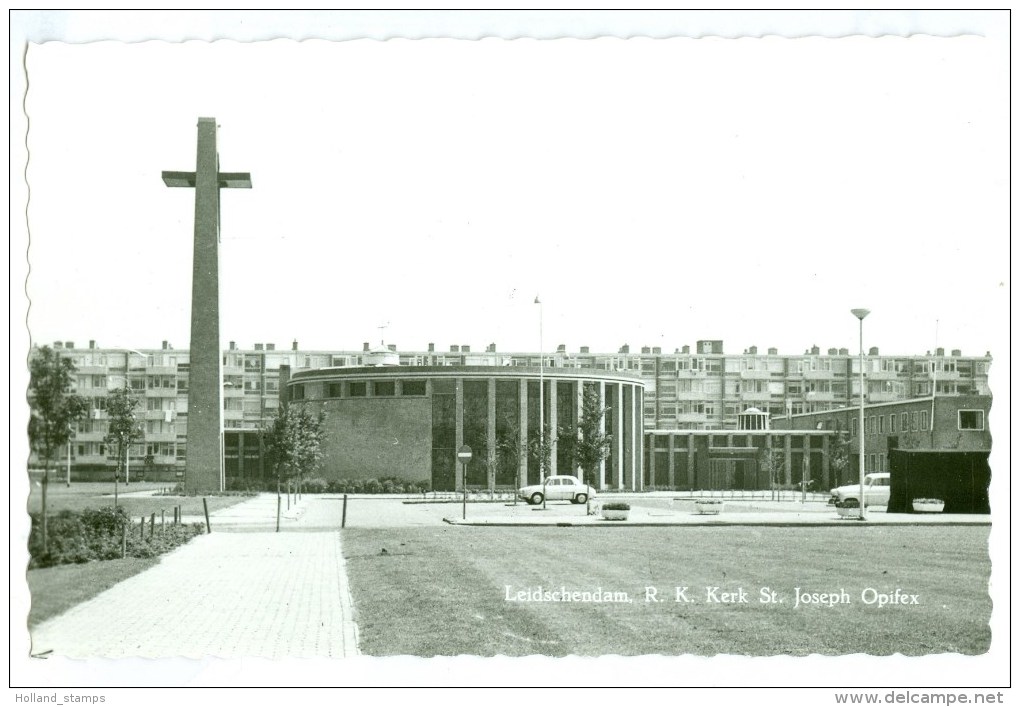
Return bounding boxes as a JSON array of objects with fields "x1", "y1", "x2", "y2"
[{"x1": 29, "y1": 495, "x2": 359, "y2": 659}]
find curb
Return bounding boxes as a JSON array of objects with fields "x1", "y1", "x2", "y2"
[{"x1": 442, "y1": 518, "x2": 991, "y2": 528}]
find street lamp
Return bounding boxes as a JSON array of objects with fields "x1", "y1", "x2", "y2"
[
  {"x1": 851, "y1": 308, "x2": 870, "y2": 521},
  {"x1": 534, "y1": 296, "x2": 544, "y2": 483}
]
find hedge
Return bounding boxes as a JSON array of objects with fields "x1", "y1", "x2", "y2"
[{"x1": 225, "y1": 476, "x2": 431, "y2": 494}]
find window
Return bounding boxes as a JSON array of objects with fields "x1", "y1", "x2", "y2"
[
  {"x1": 327, "y1": 383, "x2": 342, "y2": 398},
  {"x1": 349, "y1": 382, "x2": 367, "y2": 397},
  {"x1": 889, "y1": 414, "x2": 896, "y2": 433},
  {"x1": 901, "y1": 412, "x2": 908, "y2": 430},
  {"x1": 919, "y1": 411, "x2": 929, "y2": 431},
  {"x1": 374, "y1": 381, "x2": 396, "y2": 396},
  {"x1": 958, "y1": 410, "x2": 985, "y2": 430},
  {"x1": 851, "y1": 418, "x2": 858, "y2": 436},
  {"x1": 910, "y1": 412, "x2": 918, "y2": 431},
  {"x1": 402, "y1": 380, "x2": 426, "y2": 396},
  {"x1": 291, "y1": 385, "x2": 305, "y2": 401},
  {"x1": 877, "y1": 416, "x2": 885, "y2": 434}
]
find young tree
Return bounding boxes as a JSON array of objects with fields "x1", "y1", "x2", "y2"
[
  {"x1": 526, "y1": 423, "x2": 555, "y2": 484},
  {"x1": 28, "y1": 346, "x2": 89, "y2": 552},
  {"x1": 493, "y1": 412, "x2": 525, "y2": 503},
  {"x1": 758, "y1": 443, "x2": 787, "y2": 501},
  {"x1": 263, "y1": 404, "x2": 326, "y2": 494},
  {"x1": 829, "y1": 430, "x2": 851, "y2": 487},
  {"x1": 104, "y1": 386, "x2": 143, "y2": 507},
  {"x1": 570, "y1": 386, "x2": 612, "y2": 514}
]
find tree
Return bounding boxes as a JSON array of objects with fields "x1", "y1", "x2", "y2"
[
  {"x1": 104, "y1": 386, "x2": 143, "y2": 506},
  {"x1": 526, "y1": 423, "x2": 555, "y2": 483},
  {"x1": 263, "y1": 404, "x2": 326, "y2": 494},
  {"x1": 568, "y1": 386, "x2": 613, "y2": 514},
  {"x1": 758, "y1": 443, "x2": 786, "y2": 501},
  {"x1": 829, "y1": 430, "x2": 851, "y2": 487},
  {"x1": 493, "y1": 412, "x2": 526, "y2": 503},
  {"x1": 28, "y1": 346, "x2": 89, "y2": 552}
]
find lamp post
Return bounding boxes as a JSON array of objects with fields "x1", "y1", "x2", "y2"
[
  {"x1": 851, "y1": 308, "x2": 870, "y2": 521},
  {"x1": 534, "y1": 296, "x2": 544, "y2": 483}
]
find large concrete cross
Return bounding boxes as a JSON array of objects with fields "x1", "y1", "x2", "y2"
[{"x1": 162, "y1": 117, "x2": 251, "y2": 493}]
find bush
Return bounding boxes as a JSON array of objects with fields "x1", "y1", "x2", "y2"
[
  {"x1": 303, "y1": 478, "x2": 329, "y2": 494},
  {"x1": 28, "y1": 507, "x2": 204, "y2": 569},
  {"x1": 601, "y1": 502, "x2": 631, "y2": 511}
]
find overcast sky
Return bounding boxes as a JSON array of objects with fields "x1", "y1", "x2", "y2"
[{"x1": 19, "y1": 23, "x2": 1007, "y2": 360}]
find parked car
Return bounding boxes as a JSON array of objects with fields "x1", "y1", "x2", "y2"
[
  {"x1": 518, "y1": 475, "x2": 596, "y2": 505},
  {"x1": 830, "y1": 472, "x2": 890, "y2": 507}
]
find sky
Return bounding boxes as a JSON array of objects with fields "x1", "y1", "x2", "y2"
[{"x1": 16, "y1": 13, "x2": 1009, "y2": 362}]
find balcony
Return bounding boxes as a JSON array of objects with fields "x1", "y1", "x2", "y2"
[
  {"x1": 77, "y1": 364, "x2": 108, "y2": 375},
  {"x1": 802, "y1": 369, "x2": 839, "y2": 380},
  {"x1": 145, "y1": 388, "x2": 177, "y2": 397}
]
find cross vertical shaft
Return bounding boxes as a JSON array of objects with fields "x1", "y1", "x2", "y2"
[{"x1": 163, "y1": 118, "x2": 251, "y2": 493}]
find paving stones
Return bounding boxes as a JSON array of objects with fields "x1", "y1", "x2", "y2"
[{"x1": 29, "y1": 497, "x2": 359, "y2": 659}]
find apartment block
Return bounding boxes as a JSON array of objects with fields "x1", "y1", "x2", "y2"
[{"x1": 34, "y1": 338, "x2": 992, "y2": 482}]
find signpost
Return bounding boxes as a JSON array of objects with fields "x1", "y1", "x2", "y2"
[{"x1": 457, "y1": 445, "x2": 472, "y2": 520}]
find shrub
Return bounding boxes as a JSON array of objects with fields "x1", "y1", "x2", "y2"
[
  {"x1": 602, "y1": 502, "x2": 631, "y2": 511},
  {"x1": 364, "y1": 478, "x2": 382, "y2": 494},
  {"x1": 303, "y1": 478, "x2": 329, "y2": 494},
  {"x1": 28, "y1": 507, "x2": 205, "y2": 569}
]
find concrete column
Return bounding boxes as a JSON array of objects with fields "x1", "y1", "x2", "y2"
[
  {"x1": 821, "y1": 434, "x2": 830, "y2": 489},
  {"x1": 784, "y1": 434, "x2": 793, "y2": 486},
  {"x1": 649, "y1": 434, "x2": 656, "y2": 487},
  {"x1": 487, "y1": 378, "x2": 496, "y2": 492},
  {"x1": 576, "y1": 381, "x2": 584, "y2": 480},
  {"x1": 627, "y1": 386, "x2": 636, "y2": 490},
  {"x1": 598, "y1": 381, "x2": 606, "y2": 488},
  {"x1": 635, "y1": 386, "x2": 643, "y2": 490},
  {"x1": 518, "y1": 378, "x2": 528, "y2": 487},
  {"x1": 616, "y1": 383, "x2": 624, "y2": 489},
  {"x1": 802, "y1": 435, "x2": 810, "y2": 490},
  {"x1": 687, "y1": 433, "x2": 696, "y2": 489},
  {"x1": 668, "y1": 433, "x2": 675, "y2": 488},
  {"x1": 455, "y1": 377, "x2": 464, "y2": 490},
  {"x1": 548, "y1": 379, "x2": 558, "y2": 475}
]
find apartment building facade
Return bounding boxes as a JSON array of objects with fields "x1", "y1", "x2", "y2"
[{"x1": 36, "y1": 338, "x2": 992, "y2": 483}]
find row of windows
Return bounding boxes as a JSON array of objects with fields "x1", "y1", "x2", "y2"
[
  {"x1": 850, "y1": 409, "x2": 985, "y2": 436},
  {"x1": 854, "y1": 411, "x2": 930, "y2": 436},
  {"x1": 292, "y1": 380, "x2": 429, "y2": 400}
]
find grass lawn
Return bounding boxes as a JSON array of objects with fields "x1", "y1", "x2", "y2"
[
  {"x1": 24, "y1": 556, "x2": 160, "y2": 627},
  {"x1": 24, "y1": 481, "x2": 251, "y2": 518},
  {"x1": 343, "y1": 525, "x2": 991, "y2": 657}
]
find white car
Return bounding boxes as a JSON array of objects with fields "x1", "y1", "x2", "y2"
[
  {"x1": 830, "y1": 472, "x2": 890, "y2": 507},
  {"x1": 518, "y1": 476, "x2": 596, "y2": 505}
]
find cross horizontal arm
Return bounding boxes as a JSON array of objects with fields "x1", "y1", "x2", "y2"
[{"x1": 162, "y1": 171, "x2": 252, "y2": 189}]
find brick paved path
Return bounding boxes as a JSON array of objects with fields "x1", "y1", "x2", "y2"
[{"x1": 30, "y1": 510, "x2": 359, "y2": 658}]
